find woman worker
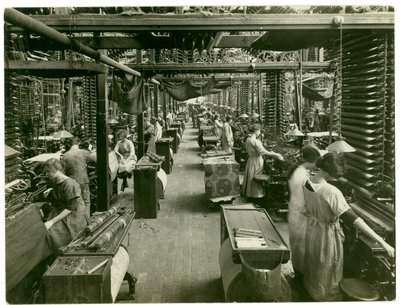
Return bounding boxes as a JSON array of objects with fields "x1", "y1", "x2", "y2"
[
  {"x1": 114, "y1": 129, "x2": 137, "y2": 191},
  {"x1": 242, "y1": 124, "x2": 284, "y2": 205},
  {"x1": 302, "y1": 152, "x2": 394, "y2": 301},
  {"x1": 212, "y1": 114, "x2": 223, "y2": 138},
  {"x1": 43, "y1": 158, "x2": 88, "y2": 253},
  {"x1": 221, "y1": 115, "x2": 234, "y2": 153},
  {"x1": 287, "y1": 144, "x2": 321, "y2": 281}
]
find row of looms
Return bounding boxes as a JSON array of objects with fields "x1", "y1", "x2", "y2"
[{"x1": 3, "y1": 5, "x2": 395, "y2": 303}]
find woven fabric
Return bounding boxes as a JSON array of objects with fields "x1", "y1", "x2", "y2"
[
  {"x1": 162, "y1": 77, "x2": 232, "y2": 101},
  {"x1": 109, "y1": 75, "x2": 145, "y2": 114},
  {"x1": 204, "y1": 160, "x2": 240, "y2": 198}
]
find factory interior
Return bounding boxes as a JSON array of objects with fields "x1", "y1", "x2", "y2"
[{"x1": 3, "y1": 5, "x2": 395, "y2": 304}]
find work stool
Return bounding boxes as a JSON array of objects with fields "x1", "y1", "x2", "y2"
[{"x1": 339, "y1": 278, "x2": 379, "y2": 301}]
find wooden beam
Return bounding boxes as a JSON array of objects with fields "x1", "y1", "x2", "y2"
[
  {"x1": 7, "y1": 13, "x2": 394, "y2": 32},
  {"x1": 129, "y1": 62, "x2": 330, "y2": 74},
  {"x1": 5, "y1": 60, "x2": 108, "y2": 77},
  {"x1": 25, "y1": 34, "x2": 261, "y2": 50},
  {"x1": 215, "y1": 34, "x2": 261, "y2": 48},
  {"x1": 157, "y1": 75, "x2": 261, "y2": 81}
]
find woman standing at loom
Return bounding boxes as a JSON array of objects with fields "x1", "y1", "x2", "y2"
[
  {"x1": 43, "y1": 158, "x2": 88, "y2": 253},
  {"x1": 221, "y1": 115, "x2": 234, "y2": 153},
  {"x1": 242, "y1": 124, "x2": 284, "y2": 205},
  {"x1": 287, "y1": 144, "x2": 321, "y2": 282},
  {"x1": 114, "y1": 129, "x2": 137, "y2": 191},
  {"x1": 302, "y1": 152, "x2": 394, "y2": 301}
]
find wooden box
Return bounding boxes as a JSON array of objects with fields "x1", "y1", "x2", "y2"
[
  {"x1": 6, "y1": 205, "x2": 51, "y2": 292},
  {"x1": 134, "y1": 166, "x2": 159, "y2": 219},
  {"x1": 165, "y1": 128, "x2": 180, "y2": 153},
  {"x1": 43, "y1": 256, "x2": 112, "y2": 303},
  {"x1": 156, "y1": 137, "x2": 173, "y2": 174},
  {"x1": 220, "y1": 204, "x2": 290, "y2": 266}
]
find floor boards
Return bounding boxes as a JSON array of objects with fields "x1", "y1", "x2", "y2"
[{"x1": 114, "y1": 126, "x2": 308, "y2": 303}]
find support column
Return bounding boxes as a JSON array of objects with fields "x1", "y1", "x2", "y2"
[
  {"x1": 163, "y1": 92, "x2": 167, "y2": 128},
  {"x1": 251, "y1": 81, "x2": 254, "y2": 113},
  {"x1": 96, "y1": 71, "x2": 110, "y2": 211},
  {"x1": 236, "y1": 85, "x2": 240, "y2": 114},
  {"x1": 136, "y1": 50, "x2": 145, "y2": 159},
  {"x1": 154, "y1": 85, "x2": 159, "y2": 117},
  {"x1": 258, "y1": 80, "x2": 262, "y2": 124}
]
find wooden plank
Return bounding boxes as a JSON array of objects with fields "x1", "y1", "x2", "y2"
[
  {"x1": 10, "y1": 13, "x2": 394, "y2": 32},
  {"x1": 180, "y1": 211, "x2": 192, "y2": 302}
]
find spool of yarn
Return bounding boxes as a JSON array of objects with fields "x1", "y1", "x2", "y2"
[
  {"x1": 85, "y1": 206, "x2": 119, "y2": 233},
  {"x1": 157, "y1": 168, "x2": 167, "y2": 192},
  {"x1": 110, "y1": 246, "x2": 130, "y2": 302},
  {"x1": 89, "y1": 215, "x2": 128, "y2": 250}
]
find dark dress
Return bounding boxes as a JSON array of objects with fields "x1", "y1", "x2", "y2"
[{"x1": 47, "y1": 177, "x2": 88, "y2": 252}]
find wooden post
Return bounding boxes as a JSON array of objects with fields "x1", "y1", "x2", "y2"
[
  {"x1": 237, "y1": 85, "x2": 240, "y2": 114},
  {"x1": 96, "y1": 70, "x2": 110, "y2": 211},
  {"x1": 163, "y1": 92, "x2": 167, "y2": 129},
  {"x1": 154, "y1": 85, "x2": 159, "y2": 117},
  {"x1": 258, "y1": 80, "x2": 262, "y2": 124},
  {"x1": 251, "y1": 81, "x2": 254, "y2": 113},
  {"x1": 145, "y1": 84, "x2": 151, "y2": 117},
  {"x1": 298, "y1": 64, "x2": 304, "y2": 127},
  {"x1": 136, "y1": 50, "x2": 145, "y2": 159}
]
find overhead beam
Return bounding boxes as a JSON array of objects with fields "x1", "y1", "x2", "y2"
[
  {"x1": 6, "y1": 13, "x2": 394, "y2": 32},
  {"x1": 5, "y1": 60, "x2": 108, "y2": 78},
  {"x1": 24, "y1": 34, "x2": 259, "y2": 51},
  {"x1": 157, "y1": 75, "x2": 262, "y2": 81},
  {"x1": 215, "y1": 34, "x2": 261, "y2": 48},
  {"x1": 4, "y1": 8, "x2": 160, "y2": 85},
  {"x1": 127, "y1": 62, "x2": 331, "y2": 74}
]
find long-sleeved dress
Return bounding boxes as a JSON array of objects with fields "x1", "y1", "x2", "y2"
[
  {"x1": 221, "y1": 122, "x2": 233, "y2": 153},
  {"x1": 302, "y1": 180, "x2": 351, "y2": 301},
  {"x1": 242, "y1": 137, "x2": 267, "y2": 198},
  {"x1": 287, "y1": 166, "x2": 309, "y2": 274},
  {"x1": 47, "y1": 177, "x2": 88, "y2": 252},
  {"x1": 114, "y1": 139, "x2": 137, "y2": 174}
]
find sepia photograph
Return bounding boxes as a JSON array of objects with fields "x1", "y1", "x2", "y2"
[{"x1": 2, "y1": 4, "x2": 396, "y2": 304}]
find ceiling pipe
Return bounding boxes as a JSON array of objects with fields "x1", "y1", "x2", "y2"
[{"x1": 4, "y1": 8, "x2": 160, "y2": 85}]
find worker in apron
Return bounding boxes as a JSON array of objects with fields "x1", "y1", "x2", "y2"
[{"x1": 43, "y1": 158, "x2": 88, "y2": 254}]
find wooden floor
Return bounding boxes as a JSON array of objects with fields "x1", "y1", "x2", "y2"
[{"x1": 113, "y1": 126, "x2": 308, "y2": 303}]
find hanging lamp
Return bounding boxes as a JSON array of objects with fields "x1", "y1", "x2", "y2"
[
  {"x1": 239, "y1": 113, "x2": 249, "y2": 119},
  {"x1": 326, "y1": 136, "x2": 356, "y2": 153},
  {"x1": 53, "y1": 129, "x2": 74, "y2": 139},
  {"x1": 251, "y1": 112, "x2": 260, "y2": 119},
  {"x1": 284, "y1": 124, "x2": 304, "y2": 137},
  {"x1": 327, "y1": 17, "x2": 356, "y2": 153}
]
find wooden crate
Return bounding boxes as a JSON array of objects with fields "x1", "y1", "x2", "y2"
[
  {"x1": 165, "y1": 128, "x2": 180, "y2": 153},
  {"x1": 43, "y1": 255, "x2": 112, "y2": 303},
  {"x1": 220, "y1": 204, "x2": 290, "y2": 267},
  {"x1": 134, "y1": 166, "x2": 159, "y2": 219},
  {"x1": 6, "y1": 205, "x2": 51, "y2": 292},
  {"x1": 156, "y1": 137, "x2": 173, "y2": 174}
]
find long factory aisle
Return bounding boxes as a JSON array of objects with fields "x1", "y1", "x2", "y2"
[
  {"x1": 113, "y1": 126, "x2": 307, "y2": 303},
  {"x1": 115, "y1": 127, "x2": 225, "y2": 302}
]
